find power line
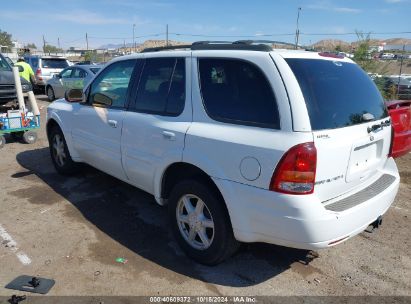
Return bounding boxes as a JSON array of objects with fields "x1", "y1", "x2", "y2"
[
  {"x1": 70, "y1": 30, "x2": 411, "y2": 41},
  {"x1": 88, "y1": 33, "x2": 163, "y2": 40},
  {"x1": 49, "y1": 30, "x2": 411, "y2": 49},
  {"x1": 300, "y1": 31, "x2": 411, "y2": 36}
]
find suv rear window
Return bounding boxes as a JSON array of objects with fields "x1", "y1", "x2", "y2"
[
  {"x1": 41, "y1": 59, "x2": 69, "y2": 69},
  {"x1": 199, "y1": 58, "x2": 280, "y2": 129},
  {"x1": 286, "y1": 58, "x2": 388, "y2": 130}
]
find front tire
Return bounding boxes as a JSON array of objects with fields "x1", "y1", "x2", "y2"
[
  {"x1": 168, "y1": 179, "x2": 239, "y2": 265},
  {"x1": 49, "y1": 126, "x2": 79, "y2": 175},
  {"x1": 46, "y1": 86, "x2": 55, "y2": 102}
]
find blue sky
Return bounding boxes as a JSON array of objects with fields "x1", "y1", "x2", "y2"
[{"x1": 1, "y1": 0, "x2": 411, "y2": 49}]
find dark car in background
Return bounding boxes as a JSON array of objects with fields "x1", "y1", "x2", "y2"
[
  {"x1": 393, "y1": 78, "x2": 411, "y2": 100},
  {"x1": 4, "y1": 56, "x2": 14, "y2": 66},
  {"x1": 374, "y1": 76, "x2": 411, "y2": 100},
  {"x1": 0, "y1": 53, "x2": 32, "y2": 106}
]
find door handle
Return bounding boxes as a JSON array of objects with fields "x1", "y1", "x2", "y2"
[
  {"x1": 108, "y1": 120, "x2": 118, "y2": 128},
  {"x1": 162, "y1": 131, "x2": 176, "y2": 140}
]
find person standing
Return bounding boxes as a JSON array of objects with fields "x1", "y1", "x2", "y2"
[{"x1": 15, "y1": 58, "x2": 36, "y2": 84}]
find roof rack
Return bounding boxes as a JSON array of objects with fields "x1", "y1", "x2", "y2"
[
  {"x1": 140, "y1": 40, "x2": 303, "y2": 53},
  {"x1": 141, "y1": 44, "x2": 192, "y2": 53},
  {"x1": 234, "y1": 40, "x2": 297, "y2": 48}
]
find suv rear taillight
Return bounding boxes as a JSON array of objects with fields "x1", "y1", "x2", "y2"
[
  {"x1": 36, "y1": 68, "x2": 42, "y2": 80},
  {"x1": 270, "y1": 142, "x2": 317, "y2": 195}
]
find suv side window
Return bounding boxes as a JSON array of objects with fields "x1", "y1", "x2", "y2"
[
  {"x1": 88, "y1": 59, "x2": 136, "y2": 108},
  {"x1": 60, "y1": 68, "x2": 73, "y2": 78},
  {"x1": 134, "y1": 58, "x2": 185, "y2": 116},
  {"x1": 198, "y1": 58, "x2": 280, "y2": 129},
  {"x1": 73, "y1": 68, "x2": 87, "y2": 78}
]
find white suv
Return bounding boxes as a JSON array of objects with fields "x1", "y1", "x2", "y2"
[{"x1": 46, "y1": 41, "x2": 400, "y2": 265}]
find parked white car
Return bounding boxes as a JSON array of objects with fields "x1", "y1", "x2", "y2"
[{"x1": 46, "y1": 41, "x2": 400, "y2": 265}]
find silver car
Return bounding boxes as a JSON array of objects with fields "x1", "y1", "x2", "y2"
[{"x1": 45, "y1": 65, "x2": 102, "y2": 101}]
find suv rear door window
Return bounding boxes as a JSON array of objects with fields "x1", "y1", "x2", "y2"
[
  {"x1": 134, "y1": 58, "x2": 186, "y2": 116},
  {"x1": 286, "y1": 58, "x2": 388, "y2": 130},
  {"x1": 198, "y1": 58, "x2": 280, "y2": 129},
  {"x1": 73, "y1": 68, "x2": 87, "y2": 78},
  {"x1": 60, "y1": 68, "x2": 73, "y2": 78},
  {"x1": 42, "y1": 59, "x2": 69, "y2": 69}
]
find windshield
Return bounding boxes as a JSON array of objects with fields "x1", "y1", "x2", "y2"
[
  {"x1": 286, "y1": 58, "x2": 388, "y2": 130},
  {"x1": 42, "y1": 59, "x2": 69, "y2": 69},
  {"x1": 0, "y1": 54, "x2": 12, "y2": 71}
]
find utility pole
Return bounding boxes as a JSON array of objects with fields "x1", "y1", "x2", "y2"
[
  {"x1": 58, "y1": 37, "x2": 60, "y2": 54},
  {"x1": 133, "y1": 24, "x2": 136, "y2": 53},
  {"x1": 86, "y1": 33, "x2": 89, "y2": 51},
  {"x1": 295, "y1": 7, "x2": 301, "y2": 49},
  {"x1": 166, "y1": 24, "x2": 169, "y2": 46},
  {"x1": 397, "y1": 44, "x2": 405, "y2": 98},
  {"x1": 42, "y1": 35, "x2": 46, "y2": 53}
]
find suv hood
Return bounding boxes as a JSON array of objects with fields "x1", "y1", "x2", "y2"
[{"x1": 0, "y1": 70, "x2": 32, "y2": 91}]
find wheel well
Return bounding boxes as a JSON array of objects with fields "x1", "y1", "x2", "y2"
[
  {"x1": 161, "y1": 163, "x2": 223, "y2": 201},
  {"x1": 46, "y1": 119, "x2": 60, "y2": 140}
]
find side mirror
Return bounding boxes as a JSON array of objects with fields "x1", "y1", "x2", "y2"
[
  {"x1": 18, "y1": 65, "x2": 24, "y2": 72},
  {"x1": 65, "y1": 88, "x2": 83, "y2": 103},
  {"x1": 93, "y1": 93, "x2": 113, "y2": 107}
]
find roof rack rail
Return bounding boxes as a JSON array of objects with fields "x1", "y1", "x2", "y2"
[
  {"x1": 141, "y1": 44, "x2": 192, "y2": 53},
  {"x1": 191, "y1": 41, "x2": 272, "y2": 51},
  {"x1": 192, "y1": 41, "x2": 233, "y2": 45},
  {"x1": 141, "y1": 40, "x2": 300, "y2": 53},
  {"x1": 234, "y1": 40, "x2": 297, "y2": 48}
]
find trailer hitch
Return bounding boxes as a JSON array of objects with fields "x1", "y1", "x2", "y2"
[{"x1": 366, "y1": 216, "x2": 383, "y2": 233}]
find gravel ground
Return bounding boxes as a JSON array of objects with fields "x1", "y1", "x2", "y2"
[{"x1": 0, "y1": 96, "x2": 410, "y2": 297}]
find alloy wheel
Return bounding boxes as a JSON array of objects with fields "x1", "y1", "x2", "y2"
[
  {"x1": 52, "y1": 134, "x2": 66, "y2": 167},
  {"x1": 176, "y1": 194, "x2": 215, "y2": 250}
]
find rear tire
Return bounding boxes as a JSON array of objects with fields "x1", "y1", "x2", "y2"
[
  {"x1": 23, "y1": 131, "x2": 37, "y2": 144},
  {"x1": 0, "y1": 135, "x2": 5, "y2": 149},
  {"x1": 168, "y1": 179, "x2": 239, "y2": 265},
  {"x1": 46, "y1": 86, "x2": 55, "y2": 102},
  {"x1": 49, "y1": 126, "x2": 79, "y2": 175}
]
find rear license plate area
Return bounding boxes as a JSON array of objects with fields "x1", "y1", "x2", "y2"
[{"x1": 346, "y1": 140, "x2": 382, "y2": 182}]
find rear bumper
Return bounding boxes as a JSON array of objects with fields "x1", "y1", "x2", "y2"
[
  {"x1": 214, "y1": 157, "x2": 400, "y2": 250},
  {"x1": 35, "y1": 81, "x2": 46, "y2": 87}
]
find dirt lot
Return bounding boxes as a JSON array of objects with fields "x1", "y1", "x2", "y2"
[{"x1": 0, "y1": 96, "x2": 410, "y2": 297}]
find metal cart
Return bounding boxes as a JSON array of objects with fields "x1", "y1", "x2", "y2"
[{"x1": 0, "y1": 110, "x2": 40, "y2": 149}]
